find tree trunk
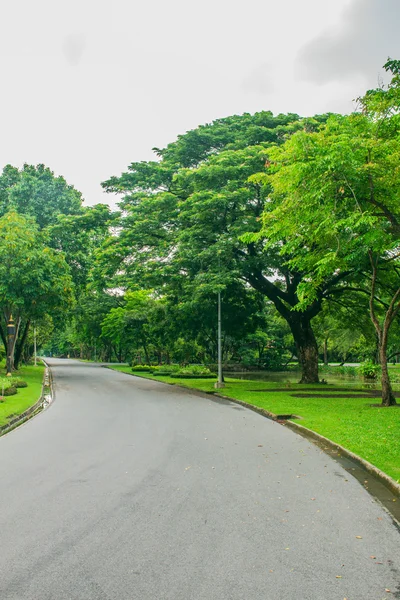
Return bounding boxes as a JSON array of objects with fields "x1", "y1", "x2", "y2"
[
  {"x1": 245, "y1": 271, "x2": 322, "y2": 383},
  {"x1": 142, "y1": 341, "x2": 150, "y2": 365},
  {"x1": 0, "y1": 322, "x2": 7, "y2": 356},
  {"x1": 14, "y1": 320, "x2": 31, "y2": 370},
  {"x1": 380, "y1": 331, "x2": 396, "y2": 407},
  {"x1": 323, "y1": 338, "x2": 328, "y2": 366},
  {"x1": 289, "y1": 316, "x2": 320, "y2": 383},
  {"x1": 368, "y1": 251, "x2": 398, "y2": 406}
]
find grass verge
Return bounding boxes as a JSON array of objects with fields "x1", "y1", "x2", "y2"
[
  {"x1": 109, "y1": 365, "x2": 400, "y2": 483},
  {"x1": 0, "y1": 363, "x2": 45, "y2": 427}
]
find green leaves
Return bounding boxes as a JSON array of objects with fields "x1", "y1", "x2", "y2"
[
  {"x1": 0, "y1": 211, "x2": 73, "y2": 318},
  {"x1": 1, "y1": 163, "x2": 83, "y2": 230}
]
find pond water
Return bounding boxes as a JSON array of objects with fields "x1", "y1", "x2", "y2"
[{"x1": 228, "y1": 371, "x2": 400, "y2": 391}]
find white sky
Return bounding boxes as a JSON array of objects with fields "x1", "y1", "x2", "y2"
[{"x1": 1, "y1": 0, "x2": 399, "y2": 206}]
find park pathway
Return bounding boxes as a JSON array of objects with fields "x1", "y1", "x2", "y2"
[{"x1": 0, "y1": 359, "x2": 399, "y2": 599}]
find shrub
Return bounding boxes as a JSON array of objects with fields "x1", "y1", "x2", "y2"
[
  {"x1": 154, "y1": 371, "x2": 173, "y2": 376},
  {"x1": 150, "y1": 364, "x2": 181, "y2": 376},
  {"x1": 0, "y1": 378, "x2": 14, "y2": 392},
  {"x1": 3, "y1": 386, "x2": 17, "y2": 396},
  {"x1": 173, "y1": 365, "x2": 216, "y2": 378},
  {"x1": 358, "y1": 360, "x2": 381, "y2": 379},
  {"x1": 320, "y1": 365, "x2": 358, "y2": 377},
  {"x1": 131, "y1": 365, "x2": 154, "y2": 373},
  {"x1": 10, "y1": 377, "x2": 28, "y2": 388},
  {"x1": 177, "y1": 365, "x2": 212, "y2": 375}
]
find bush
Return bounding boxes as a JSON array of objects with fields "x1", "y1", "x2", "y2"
[
  {"x1": 320, "y1": 365, "x2": 358, "y2": 377},
  {"x1": 153, "y1": 371, "x2": 173, "y2": 376},
  {"x1": 3, "y1": 386, "x2": 17, "y2": 396},
  {"x1": 152, "y1": 364, "x2": 179, "y2": 372},
  {"x1": 131, "y1": 365, "x2": 154, "y2": 373},
  {"x1": 173, "y1": 365, "x2": 216, "y2": 378},
  {"x1": 0, "y1": 378, "x2": 14, "y2": 392},
  {"x1": 358, "y1": 360, "x2": 381, "y2": 379},
  {"x1": 173, "y1": 374, "x2": 216, "y2": 379},
  {"x1": 10, "y1": 377, "x2": 28, "y2": 388}
]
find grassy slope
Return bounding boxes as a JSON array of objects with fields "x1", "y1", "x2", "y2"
[
  {"x1": 109, "y1": 365, "x2": 400, "y2": 482},
  {"x1": 0, "y1": 363, "x2": 45, "y2": 427}
]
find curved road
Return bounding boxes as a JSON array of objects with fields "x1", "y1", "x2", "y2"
[{"x1": 0, "y1": 359, "x2": 399, "y2": 599}]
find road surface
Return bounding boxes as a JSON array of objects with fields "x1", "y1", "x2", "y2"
[{"x1": 0, "y1": 359, "x2": 399, "y2": 599}]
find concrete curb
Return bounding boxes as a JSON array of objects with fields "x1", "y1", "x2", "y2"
[
  {"x1": 105, "y1": 367, "x2": 400, "y2": 499},
  {"x1": 0, "y1": 361, "x2": 53, "y2": 437}
]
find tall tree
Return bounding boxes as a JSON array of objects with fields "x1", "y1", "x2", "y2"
[
  {"x1": 102, "y1": 111, "x2": 338, "y2": 383},
  {"x1": 255, "y1": 60, "x2": 400, "y2": 404},
  {"x1": 0, "y1": 212, "x2": 73, "y2": 371},
  {"x1": 0, "y1": 163, "x2": 82, "y2": 229}
]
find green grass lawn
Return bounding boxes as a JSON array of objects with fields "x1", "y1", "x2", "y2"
[
  {"x1": 109, "y1": 365, "x2": 400, "y2": 483},
  {"x1": 0, "y1": 363, "x2": 45, "y2": 428}
]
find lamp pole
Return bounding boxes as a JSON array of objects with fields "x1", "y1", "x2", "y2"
[
  {"x1": 34, "y1": 324, "x2": 37, "y2": 366},
  {"x1": 6, "y1": 315, "x2": 15, "y2": 376},
  {"x1": 214, "y1": 291, "x2": 225, "y2": 389}
]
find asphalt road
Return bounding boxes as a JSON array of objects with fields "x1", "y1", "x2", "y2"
[{"x1": 0, "y1": 359, "x2": 399, "y2": 600}]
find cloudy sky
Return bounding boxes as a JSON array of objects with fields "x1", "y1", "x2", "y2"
[{"x1": 1, "y1": 0, "x2": 399, "y2": 206}]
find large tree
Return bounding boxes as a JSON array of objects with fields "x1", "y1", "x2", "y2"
[
  {"x1": 0, "y1": 163, "x2": 116, "y2": 363},
  {"x1": 255, "y1": 60, "x2": 400, "y2": 404},
  {"x1": 102, "y1": 111, "x2": 344, "y2": 383},
  {"x1": 0, "y1": 212, "x2": 73, "y2": 372},
  {"x1": 0, "y1": 163, "x2": 82, "y2": 228}
]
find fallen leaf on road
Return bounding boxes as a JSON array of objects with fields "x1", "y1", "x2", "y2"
[
  {"x1": 336, "y1": 575, "x2": 342, "y2": 578},
  {"x1": 356, "y1": 536, "x2": 362, "y2": 539},
  {"x1": 370, "y1": 555, "x2": 376, "y2": 559},
  {"x1": 385, "y1": 589, "x2": 391, "y2": 593},
  {"x1": 311, "y1": 497, "x2": 316, "y2": 500}
]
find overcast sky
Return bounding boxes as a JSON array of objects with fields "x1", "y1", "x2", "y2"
[{"x1": 1, "y1": 0, "x2": 399, "y2": 207}]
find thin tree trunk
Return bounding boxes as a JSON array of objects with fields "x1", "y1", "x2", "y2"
[
  {"x1": 142, "y1": 341, "x2": 150, "y2": 365},
  {"x1": 0, "y1": 322, "x2": 7, "y2": 356},
  {"x1": 323, "y1": 338, "x2": 328, "y2": 366},
  {"x1": 379, "y1": 304, "x2": 398, "y2": 406},
  {"x1": 14, "y1": 319, "x2": 31, "y2": 370},
  {"x1": 368, "y1": 251, "x2": 398, "y2": 406},
  {"x1": 380, "y1": 342, "x2": 396, "y2": 406}
]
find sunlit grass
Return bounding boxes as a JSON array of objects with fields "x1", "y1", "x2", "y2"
[{"x1": 0, "y1": 363, "x2": 45, "y2": 427}]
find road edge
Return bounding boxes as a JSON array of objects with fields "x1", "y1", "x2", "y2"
[{"x1": 0, "y1": 361, "x2": 54, "y2": 437}]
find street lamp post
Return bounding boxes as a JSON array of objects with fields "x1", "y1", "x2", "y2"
[
  {"x1": 214, "y1": 291, "x2": 225, "y2": 389},
  {"x1": 34, "y1": 324, "x2": 37, "y2": 367},
  {"x1": 6, "y1": 315, "x2": 15, "y2": 376}
]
